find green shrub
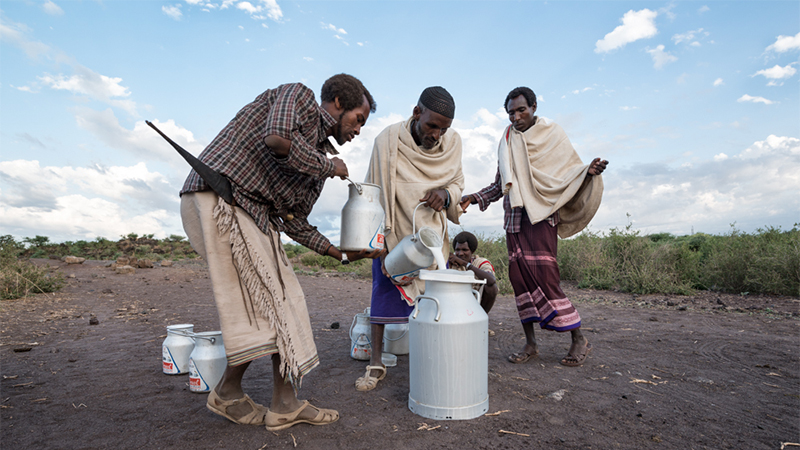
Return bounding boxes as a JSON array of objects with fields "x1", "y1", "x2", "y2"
[{"x1": 1, "y1": 235, "x2": 65, "y2": 300}]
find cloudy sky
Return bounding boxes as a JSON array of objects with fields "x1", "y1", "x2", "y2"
[{"x1": 1, "y1": 1, "x2": 798, "y2": 245}]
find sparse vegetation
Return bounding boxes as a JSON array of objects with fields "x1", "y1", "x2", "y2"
[{"x1": 3, "y1": 223, "x2": 798, "y2": 301}]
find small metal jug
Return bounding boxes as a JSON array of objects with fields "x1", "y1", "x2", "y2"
[
  {"x1": 188, "y1": 331, "x2": 226, "y2": 393},
  {"x1": 340, "y1": 179, "x2": 385, "y2": 252},
  {"x1": 349, "y1": 307, "x2": 372, "y2": 360},
  {"x1": 162, "y1": 323, "x2": 195, "y2": 375},
  {"x1": 384, "y1": 203, "x2": 446, "y2": 283}
]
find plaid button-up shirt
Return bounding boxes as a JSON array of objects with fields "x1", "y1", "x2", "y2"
[
  {"x1": 472, "y1": 168, "x2": 558, "y2": 233},
  {"x1": 181, "y1": 83, "x2": 337, "y2": 255}
]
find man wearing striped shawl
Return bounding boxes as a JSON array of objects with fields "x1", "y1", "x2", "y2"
[
  {"x1": 180, "y1": 74, "x2": 383, "y2": 430},
  {"x1": 461, "y1": 86, "x2": 608, "y2": 367}
]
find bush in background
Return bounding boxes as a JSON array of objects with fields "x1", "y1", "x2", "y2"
[{"x1": 1, "y1": 235, "x2": 64, "y2": 300}]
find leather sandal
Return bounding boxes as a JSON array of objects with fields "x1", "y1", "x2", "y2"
[
  {"x1": 264, "y1": 400, "x2": 339, "y2": 431},
  {"x1": 355, "y1": 364, "x2": 386, "y2": 392},
  {"x1": 560, "y1": 341, "x2": 592, "y2": 367},
  {"x1": 206, "y1": 390, "x2": 268, "y2": 425}
]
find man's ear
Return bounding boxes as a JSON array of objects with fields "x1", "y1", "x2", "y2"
[
  {"x1": 412, "y1": 105, "x2": 421, "y2": 120},
  {"x1": 334, "y1": 97, "x2": 342, "y2": 112}
]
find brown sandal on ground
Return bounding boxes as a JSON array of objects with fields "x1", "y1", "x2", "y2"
[
  {"x1": 507, "y1": 351, "x2": 538, "y2": 364},
  {"x1": 355, "y1": 365, "x2": 387, "y2": 391},
  {"x1": 560, "y1": 342, "x2": 592, "y2": 367},
  {"x1": 206, "y1": 390, "x2": 268, "y2": 425},
  {"x1": 264, "y1": 400, "x2": 339, "y2": 431}
]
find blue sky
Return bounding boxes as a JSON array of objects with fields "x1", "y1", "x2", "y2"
[{"x1": 1, "y1": 0, "x2": 798, "y2": 244}]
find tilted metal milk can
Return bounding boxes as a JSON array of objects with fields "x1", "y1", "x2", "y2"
[
  {"x1": 349, "y1": 307, "x2": 372, "y2": 360},
  {"x1": 383, "y1": 323, "x2": 409, "y2": 355},
  {"x1": 163, "y1": 324, "x2": 195, "y2": 375},
  {"x1": 408, "y1": 269, "x2": 488, "y2": 420},
  {"x1": 384, "y1": 203, "x2": 445, "y2": 283},
  {"x1": 188, "y1": 331, "x2": 227, "y2": 393},
  {"x1": 340, "y1": 179, "x2": 385, "y2": 252}
]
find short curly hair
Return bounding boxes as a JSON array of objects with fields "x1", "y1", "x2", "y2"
[
  {"x1": 453, "y1": 231, "x2": 478, "y2": 253},
  {"x1": 321, "y1": 74, "x2": 377, "y2": 113},
  {"x1": 504, "y1": 86, "x2": 537, "y2": 113}
]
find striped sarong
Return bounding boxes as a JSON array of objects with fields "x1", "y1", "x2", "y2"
[
  {"x1": 507, "y1": 210, "x2": 581, "y2": 332},
  {"x1": 369, "y1": 259, "x2": 415, "y2": 325}
]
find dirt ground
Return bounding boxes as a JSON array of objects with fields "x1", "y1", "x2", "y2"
[{"x1": 1, "y1": 259, "x2": 798, "y2": 450}]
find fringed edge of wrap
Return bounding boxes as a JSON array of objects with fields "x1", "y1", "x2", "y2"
[{"x1": 212, "y1": 197, "x2": 318, "y2": 391}]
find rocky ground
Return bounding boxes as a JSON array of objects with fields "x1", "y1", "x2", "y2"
[{"x1": 1, "y1": 258, "x2": 798, "y2": 449}]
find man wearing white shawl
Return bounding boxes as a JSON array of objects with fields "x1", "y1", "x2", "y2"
[
  {"x1": 462, "y1": 87, "x2": 608, "y2": 367},
  {"x1": 355, "y1": 86, "x2": 465, "y2": 391}
]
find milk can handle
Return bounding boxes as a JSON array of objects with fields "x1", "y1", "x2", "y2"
[
  {"x1": 471, "y1": 288, "x2": 482, "y2": 305},
  {"x1": 194, "y1": 334, "x2": 217, "y2": 344},
  {"x1": 411, "y1": 295, "x2": 441, "y2": 322},
  {"x1": 411, "y1": 202, "x2": 447, "y2": 239},
  {"x1": 344, "y1": 177, "x2": 363, "y2": 195}
]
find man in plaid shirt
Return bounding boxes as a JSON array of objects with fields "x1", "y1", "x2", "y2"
[{"x1": 180, "y1": 74, "x2": 383, "y2": 431}]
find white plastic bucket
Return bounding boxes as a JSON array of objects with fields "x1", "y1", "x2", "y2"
[{"x1": 383, "y1": 323, "x2": 409, "y2": 355}]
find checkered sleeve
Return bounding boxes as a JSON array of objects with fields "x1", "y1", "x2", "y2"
[
  {"x1": 265, "y1": 84, "x2": 336, "y2": 179},
  {"x1": 472, "y1": 168, "x2": 504, "y2": 212},
  {"x1": 281, "y1": 216, "x2": 333, "y2": 256}
]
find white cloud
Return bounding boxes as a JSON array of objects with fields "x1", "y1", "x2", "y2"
[
  {"x1": 672, "y1": 28, "x2": 706, "y2": 45},
  {"x1": 646, "y1": 45, "x2": 677, "y2": 69},
  {"x1": 620, "y1": 106, "x2": 639, "y2": 111},
  {"x1": 38, "y1": 65, "x2": 138, "y2": 116},
  {"x1": 753, "y1": 63, "x2": 797, "y2": 85},
  {"x1": 698, "y1": 5, "x2": 710, "y2": 14},
  {"x1": 322, "y1": 23, "x2": 347, "y2": 35},
  {"x1": 595, "y1": 9, "x2": 658, "y2": 53},
  {"x1": 737, "y1": 94, "x2": 774, "y2": 105},
  {"x1": 303, "y1": 56, "x2": 313, "y2": 62},
  {"x1": 765, "y1": 32, "x2": 800, "y2": 53},
  {"x1": 162, "y1": 4, "x2": 183, "y2": 20},
  {"x1": 232, "y1": 0, "x2": 282, "y2": 21},
  {"x1": 0, "y1": 160, "x2": 181, "y2": 241},
  {"x1": 713, "y1": 78, "x2": 724, "y2": 87},
  {"x1": 43, "y1": 1, "x2": 64, "y2": 16},
  {"x1": 571, "y1": 87, "x2": 593, "y2": 95},
  {"x1": 73, "y1": 109, "x2": 206, "y2": 169},
  {"x1": 0, "y1": 15, "x2": 53, "y2": 59},
  {"x1": 593, "y1": 134, "x2": 800, "y2": 235}
]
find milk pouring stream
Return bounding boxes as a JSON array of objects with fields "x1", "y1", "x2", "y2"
[{"x1": 162, "y1": 324, "x2": 194, "y2": 375}]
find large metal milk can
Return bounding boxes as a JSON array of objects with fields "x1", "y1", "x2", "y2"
[
  {"x1": 384, "y1": 203, "x2": 446, "y2": 283},
  {"x1": 340, "y1": 180, "x2": 385, "y2": 252},
  {"x1": 408, "y1": 269, "x2": 488, "y2": 420},
  {"x1": 188, "y1": 331, "x2": 227, "y2": 393}
]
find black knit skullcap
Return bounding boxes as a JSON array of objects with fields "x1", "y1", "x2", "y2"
[{"x1": 418, "y1": 86, "x2": 455, "y2": 119}]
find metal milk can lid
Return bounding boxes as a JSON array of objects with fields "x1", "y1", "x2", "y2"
[{"x1": 419, "y1": 269, "x2": 486, "y2": 284}]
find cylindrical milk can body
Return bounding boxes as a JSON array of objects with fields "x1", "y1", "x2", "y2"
[
  {"x1": 408, "y1": 269, "x2": 488, "y2": 420},
  {"x1": 162, "y1": 324, "x2": 195, "y2": 375},
  {"x1": 383, "y1": 323, "x2": 409, "y2": 355},
  {"x1": 340, "y1": 183, "x2": 385, "y2": 252},
  {"x1": 188, "y1": 331, "x2": 227, "y2": 393},
  {"x1": 350, "y1": 307, "x2": 372, "y2": 360}
]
